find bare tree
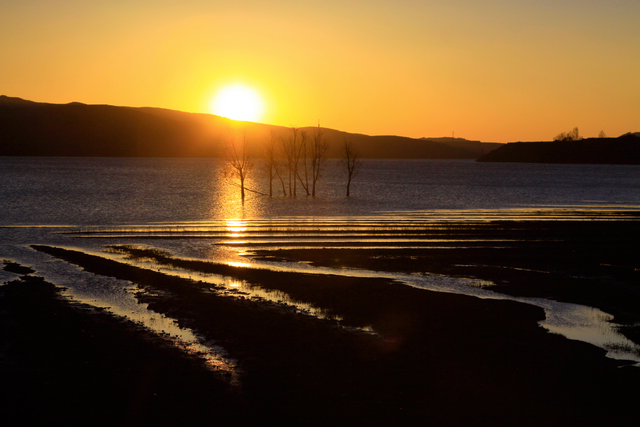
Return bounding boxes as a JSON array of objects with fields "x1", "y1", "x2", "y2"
[
  {"x1": 341, "y1": 138, "x2": 360, "y2": 197},
  {"x1": 263, "y1": 130, "x2": 286, "y2": 197},
  {"x1": 273, "y1": 134, "x2": 288, "y2": 196},
  {"x1": 598, "y1": 130, "x2": 607, "y2": 138},
  {"x1": 222, "y1": 131, "x2": 253, "y2": 204},
  {"x1": 281, "y1": 127, "x2": 311, "y2": 197},
  {"x1": 281, "y1": 127, "x2": 298, "y2": 197},
  {"x1": 296, "y1": 130, "x2": 311, "y2": 196},
  {"x1": 264, "y1": 127, "x2": 326, "y2": 198},
  {"x1": 310, "y1": 125, "x2": 328, "y2": 197}
]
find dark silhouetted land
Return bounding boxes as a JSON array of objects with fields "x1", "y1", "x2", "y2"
[
  {"x1": 477, "y1": 134, "x2": 640, "y2": 164},
  {"x1": 0, "y1": 95, "x2": 500, "y2": 159}
]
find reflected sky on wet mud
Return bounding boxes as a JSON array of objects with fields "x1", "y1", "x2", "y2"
[{"x1": 58, "y1": 212, "x2": 640, "y2": 365}]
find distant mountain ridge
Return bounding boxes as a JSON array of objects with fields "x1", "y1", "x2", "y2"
[
  {"x1": 0, "y1": 96, "x2": 500, "y2": 159},
  {"x1": 477, "y1": 135, "x2": 640, "y2": 165}
]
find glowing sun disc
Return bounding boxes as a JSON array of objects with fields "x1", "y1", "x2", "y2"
[{"x1": 211, "y1": 84, "x2": 264, "y2": 122}]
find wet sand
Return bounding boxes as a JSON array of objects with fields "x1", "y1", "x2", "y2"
[{"x1": 2, "y1": 218, "x2": 640, "y2": 426}]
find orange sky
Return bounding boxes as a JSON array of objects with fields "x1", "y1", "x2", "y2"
[{"x1": 2, "y1": 1, "x2": 639, "y2": 142}]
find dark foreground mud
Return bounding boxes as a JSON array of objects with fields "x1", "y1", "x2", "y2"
[
  {"x1": 0, "y1": 274, "x2": 241, "y2": 426},
  {"x1": 3, "y1": 240, "x2": 640, "y2": 426}
]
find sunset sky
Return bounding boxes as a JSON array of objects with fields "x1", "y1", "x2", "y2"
[{"x1": 2, "y1": 0, "x2": 638, "y2": 142}]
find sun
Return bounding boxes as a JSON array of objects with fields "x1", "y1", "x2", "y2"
[{"x1": 210, "y1": 84, "x2": 264, "y2": 122}]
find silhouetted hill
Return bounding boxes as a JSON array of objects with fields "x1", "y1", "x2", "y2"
[
  {"x1": 292, "y1": 128, "x2": 500, "y2": 159},
  {"x1": 477, "y1": 135, "x2": 640, "y2": 165},
  {"x1": 0, "y1": 96, "x2": 499, "y2": 158},
  {"x1": 427, "y1": 137, "x2": 502, "y2": 157},
  {"x1": 0, "y1": 96, "x2": 222, "y2": 157}
]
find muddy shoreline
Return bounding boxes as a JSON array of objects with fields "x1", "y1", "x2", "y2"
[
  {"x1": 251, "y1": 220, "x2": 640, "y2": 325},
  {"x1": 0, "y1": 274, "x2": 242, "y2": 426},
  {"x1": 2, "y1": 218, "x2": 640, "y2": 425}
]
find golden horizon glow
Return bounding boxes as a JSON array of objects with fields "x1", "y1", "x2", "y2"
[
  {"x1": 211, "y1": 84, "x2": 264, "y2": 122},
  {"x1": 1, "y1": 1, "x2": 639, "y2": 142}
]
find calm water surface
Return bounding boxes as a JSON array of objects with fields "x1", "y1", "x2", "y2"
[
  {"x1": 1, "y1": 157, "x2": 639, "y2": 224},
  {"x1": 1, "y1": 157, "x2": 640, "y2": 368}
]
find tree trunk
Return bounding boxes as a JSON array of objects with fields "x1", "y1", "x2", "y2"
[{"x1": 240, "y1": 181, "x2": 245, "y2": 203}]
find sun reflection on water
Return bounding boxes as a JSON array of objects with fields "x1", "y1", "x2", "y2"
[
  {"x1": 17, "y1": 249, "x2": 242, "y2": 384},
  {"x1": 62, "y1": 208, "x2": 640, "y2": 365},
  {"x1": 102, "y1": 245, "x2": 369, "y2": 332},
  {"x1": 225, "y1": 219, "x2": 248, "y2": 237},
  {"x1": 227, "y1": 261, "x2": 252, "y2": 268}
]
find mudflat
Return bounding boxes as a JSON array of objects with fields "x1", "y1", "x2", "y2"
[{"x1": 2, "y1": 218, "x2": 640, "y2": 426}]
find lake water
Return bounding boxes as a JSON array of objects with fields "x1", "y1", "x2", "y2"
[
  {"x1": 1, "y1": 157, "x2": 639, "y2": 225},
  {"x1": 1, "y1": 157, "x2": 640, "y2": 368}
]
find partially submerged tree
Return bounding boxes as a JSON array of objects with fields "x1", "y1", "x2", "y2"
[
  {"x1": 263, "y1": 130, "x2": 286, "y2": 197},
  {"x1": 281, "y1": 127, "x2": 313, "y2": 197},
  {"x1": 310, "y1": 125, "x2": 329, "y2": 197},
  {"x1": 281, "y1": 127, "x2": 300, "y2": 197},
  {"x1": 296, "y1": 130, "x2": 311, "y2": 196},
  {"x1": 220, "y1": 127, "x2": 355, "y2": 203},
  {"x1": 341, "y1": 138, "x2": 361, "y2": 197},
  {"x1": 222, "y1": 131, "x2": 253, "y2": 204}
]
